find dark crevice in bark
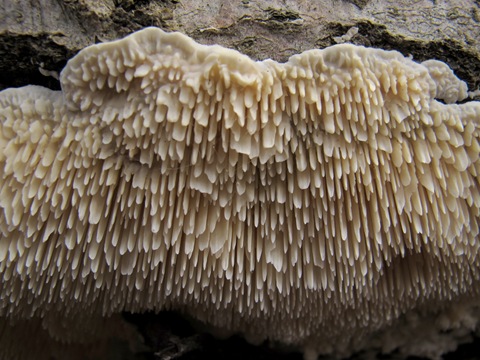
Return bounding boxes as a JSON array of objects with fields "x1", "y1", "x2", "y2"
[
  {"x1": 331, "y1": 21, "x2": 480, "y2": 90},
  {"x1": 0, "y1": 33, "x2": 72, "y2": 91}
]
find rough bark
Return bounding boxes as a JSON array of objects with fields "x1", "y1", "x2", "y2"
[
  {"x1": 1, "y1": 0, "x2": 480, "y2": 359},
  {"x1": 1, "y1": 0, "x2": 480, "y2": 91}
]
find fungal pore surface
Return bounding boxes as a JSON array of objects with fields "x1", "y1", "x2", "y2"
[{"x1": 0, "y1": 27, "x2": 479, "y2": 359}]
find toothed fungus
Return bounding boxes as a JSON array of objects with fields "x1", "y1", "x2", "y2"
[{"x1": 1, "y1": 27, "x2": 479, "y2": 359}]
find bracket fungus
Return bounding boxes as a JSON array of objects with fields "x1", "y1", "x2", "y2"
[{"x1": 0, "y1": 27, "x2": 480, "y2": 359}]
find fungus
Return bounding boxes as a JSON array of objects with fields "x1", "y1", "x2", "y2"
[{"x1": 0, "y1": 27, "x2": 479, "y2": 359}]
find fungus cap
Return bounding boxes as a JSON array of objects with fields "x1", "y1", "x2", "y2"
[{"x1": 0, "y1": 27, "x2": 480, "y2": 359}]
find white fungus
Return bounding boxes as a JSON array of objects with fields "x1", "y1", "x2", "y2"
[{"x1": 0, "y1": 27, "x2": 479, "y2": 359}]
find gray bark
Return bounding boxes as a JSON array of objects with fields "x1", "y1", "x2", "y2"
[{"x1": 1, "y1": 0, "x2": 480, "y2": 90}]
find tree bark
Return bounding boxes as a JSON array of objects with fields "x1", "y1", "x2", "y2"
[
  {"x1": 1, "y1": 1, "x2": 480, "y2": 359},
  {"x1": 1, "y1": 0, "x2": 480, "y2": 91}
]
